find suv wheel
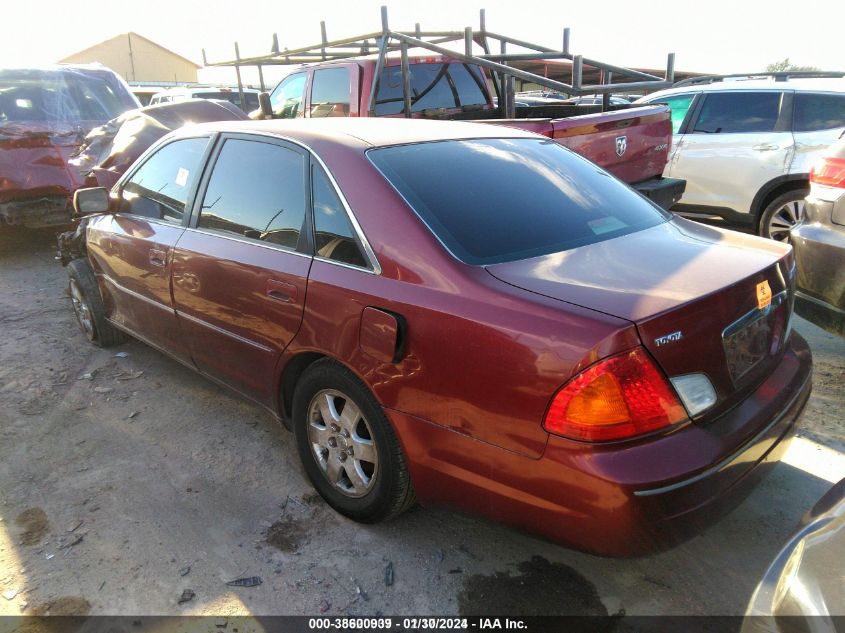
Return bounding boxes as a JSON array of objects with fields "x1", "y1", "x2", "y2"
[{"x1": 759, "y1": 190, "x2": 809, "y2": 242}]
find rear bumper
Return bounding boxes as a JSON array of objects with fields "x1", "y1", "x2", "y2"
[
  {"x1": 790, "y1": 216, "x2": 845, "y2": 336},
  {"x1": 632, "y1": 176, "x2": 686, "y2": 210},
  {"x1": 389, "y1": 332, "x2": 812, "y2": 556}
]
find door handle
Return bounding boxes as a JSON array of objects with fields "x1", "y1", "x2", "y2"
[
  {"x1": 752, "y1": 143, "x2": 780, "y2": 152},
  {"x1": 266, "y1": 279, "x2": 297, "y2": 303},
  {"x1": 149, "y1": 248, "x2": 167, "y2": 268}
]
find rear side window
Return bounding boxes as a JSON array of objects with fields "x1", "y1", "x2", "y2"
[
  {"x1": 312, "y1": 165, "x2": 367, "y2": 268},
  {"x1": 310, "y1": 68, "x2": 351, "y2": 117},
  {"x1": 794, "y1": 93, "x2": 845, "y2": 132},
  {"x1": 693, "y1": 92, "x2": 782, "y2": 133},
  {"x1": 198, "y1": 139, "x2": 307, "y2": 250},
  {"x1": 121, "y1": 137, "x2": 209, "y2": 223},
  {"x1": 369, "y1": 138, "x2": 665, "y2": 265},
  {"x1": 652, "y1": 93, "x2": 695, "y2": 134},
  {"x1": 375, "y1": 63, "x2": 488, "y2": 116}
]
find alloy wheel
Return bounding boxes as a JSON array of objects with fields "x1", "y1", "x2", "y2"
[
  {"x1": 307, "y1": 389, "x2": 378, "y2": 498},
  {"x1": 767, "y1": 198, "x2": 806, "y2": 242}
]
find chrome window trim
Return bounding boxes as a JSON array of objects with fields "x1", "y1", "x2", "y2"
[
  {"x1": 308, "y1": 151, "x2": 382, "y2": 275},
  {"x1": 182, "y1": 226, "x2": 313, "y2": 259}
]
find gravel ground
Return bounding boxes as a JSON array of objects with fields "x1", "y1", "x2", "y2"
[{"x1": 0, "y1": 227, "x2": 842, "y2": 617}]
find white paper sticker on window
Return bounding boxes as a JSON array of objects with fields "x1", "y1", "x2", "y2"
[{"x1": 175, "y1": 167, "x2": 190, "y2": 187}]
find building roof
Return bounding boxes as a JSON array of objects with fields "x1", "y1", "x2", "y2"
[{"x1": 60, "y1": 32, "x2": 201, "y2": 69}]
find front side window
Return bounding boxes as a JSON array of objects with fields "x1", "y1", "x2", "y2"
[
  {"x1": 369, "y1": 138, "x2": 666, "y2": 265},
  {"x1": 198, "y1": 139, "x2": 307, "y2": 250},
  {"x1": 121, "y1": 137, "x2": 209, "y2": 223},
  {"x1": 269, "y1": 73, "x2": 306, "y2": 119},
  {"x1": 794, "y1": 93, "x2": 845, "y2": 132},
  {"x1": 693, "y1": 92, "x2": 782, "y2": 134},
  {"x1": 652, "y1": 93, "x2": 695, "y2": 134},
  {"x1": 375, "y1": 63, "x2": 488, "y2": 116},
  {"x1": 312, "y1": 165, "x2": 367, "y2": 268},
  {"x1": 310, "y1": 68, "x2": 351, "y2": 117}
]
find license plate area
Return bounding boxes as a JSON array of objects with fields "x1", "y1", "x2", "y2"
[{"x1": 722, "y1": 291, "x2": 788, "y2": 383}]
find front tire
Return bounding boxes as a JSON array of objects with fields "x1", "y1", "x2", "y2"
[
  {"x1": 292, "y1": 359, "x2": 415, "y2": 523},
  {"x1": 67, "y1": 258, "x2": 126, "y2": 348},
  {"x1": 759, "y1": 189, "x2": 809, "y2": 242}
]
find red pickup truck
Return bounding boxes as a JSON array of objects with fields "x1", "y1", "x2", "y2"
[{"x1": 257, "y1": 56, "x2": 685, "y2": 208}]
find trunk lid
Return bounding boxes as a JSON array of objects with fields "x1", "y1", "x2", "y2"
[{"x1": 486, "y1": 218, "x2": 795, "y2": 418}]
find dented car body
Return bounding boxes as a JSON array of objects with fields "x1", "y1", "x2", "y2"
[
  {"x1": 61, "y1": 119, "x2": 812, "y2": 555},
  {"x1": 0, "y1": 65, "x2": 139, "y2": 228}
]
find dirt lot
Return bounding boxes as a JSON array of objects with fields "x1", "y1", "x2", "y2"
[{"x1": 1, "y1": 227, "x2": 843, "y2": 617}]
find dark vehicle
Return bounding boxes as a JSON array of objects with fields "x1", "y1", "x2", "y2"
[
  {"x1": 69, "y1": 99, "x2": 248, "y2": 191},
  {"x1": 0, "y1": 65, "x2": 139, "y2": 228},
  {"x1": 61, "y1": 119, "x2": 810, "y2": 556},
  {"x1": 790, "y1": 136, "x2": 845, "y2": 337},
  {"x1": 743, "y1": 477, "x2": 845, "y2": 631}
]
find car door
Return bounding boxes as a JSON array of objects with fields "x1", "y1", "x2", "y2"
[
  {"x1": 85, "y1": 135, "x2": 211, "y2": 363},
  {"x1": 790, "y1": 91, "x2": 845, "y2": 173},
  {"x1": 668, "y1": 90, "x2": 793, "y2": 214},
  {"x1": 171, "y1": 134, "x2": 312, "y2": 407}
]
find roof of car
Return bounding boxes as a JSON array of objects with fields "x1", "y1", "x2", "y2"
[
  {"x1": 640, "y1": 77, "x2": 845, "y2": 100},
  {"x1": 177, "y1": 118, "x2": 540, "y2": 149}
]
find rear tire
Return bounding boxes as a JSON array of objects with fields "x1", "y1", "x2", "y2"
[
  {"x1": 292, "y1": 359, "x2": 415, "y2": 523},
  {"x1": 67, "y1": 258, "x2": 126, "y2": 348},
  {"x1": 759, "y1": 189, "x2": 809, "y2": 242}
]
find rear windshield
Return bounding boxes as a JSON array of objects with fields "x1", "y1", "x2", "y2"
[
  {"x1": 0, "y1": 70, "x2": 132, "y2": 124},
  {"x1": 375, "y1": 63, "x2": 488, "y2": 116},
  {"x1": 368, "y1": 138, "x2": 667, "y2": 265}
]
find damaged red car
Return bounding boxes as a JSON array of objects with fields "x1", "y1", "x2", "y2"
[
  {"x1": 0, "y1": 65, "x2": 139, "y2": 228},
  {"x1": 61, "y1": 119, "x2": 812, "y2": 555}
]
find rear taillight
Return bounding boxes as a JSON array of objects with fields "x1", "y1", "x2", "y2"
[
  {"x1": 543, "y1": 348, "x2": 687, "y2": 442},
  {"x1": 810, "y1": 156, "x2": 845, "y2": 189}
]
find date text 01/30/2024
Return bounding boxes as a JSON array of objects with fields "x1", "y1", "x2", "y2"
[{"x1": 307, "y1": 617, "x2": 527, "y2": 630}]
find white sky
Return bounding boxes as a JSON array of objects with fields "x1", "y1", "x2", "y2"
[{"x1": 2, "y1": 0, "x2": 843, "y2": 88}]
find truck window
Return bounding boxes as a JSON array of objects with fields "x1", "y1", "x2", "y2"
[
  {"x1": 198, "y1": 139, "x2": 307, "y2": 250},
  {"x1": 692, "y1": 92, "x2": 782, "y2": 134},
  {"x1": 270, "y1": 73, "x2": 307, "y2": 119},
  {"x1": 310, "y1": 68, "x2": 351, "y2": 117},
  {"x1": 369, "y1": 138, "x2": 665, "y2": 265},
  {"x1": 374, "y1": 63, "x2": 488, "y2": 116},
  {"x1": 793, "y1": 93, "x2": 845, "y2": 132}
]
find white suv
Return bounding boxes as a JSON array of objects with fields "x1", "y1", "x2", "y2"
[{"x1": 636, "y1": 75, "x2": 845, "y2": 240}]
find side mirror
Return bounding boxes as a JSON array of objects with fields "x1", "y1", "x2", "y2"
[
  {"x1": 73, "y1": 187, "x2": 111, "y2": 216},
  {"x1": 258, "y1": 92, "x2": 273, "y2": 120}
]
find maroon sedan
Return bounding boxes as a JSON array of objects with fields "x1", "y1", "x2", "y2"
[{"x1": 63, "y1": 119, "x2": 812, "y2": 555}]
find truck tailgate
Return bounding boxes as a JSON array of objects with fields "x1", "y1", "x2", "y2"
[{"x1": 551, "y1": 105, "x2": 672, "y2": 183}]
